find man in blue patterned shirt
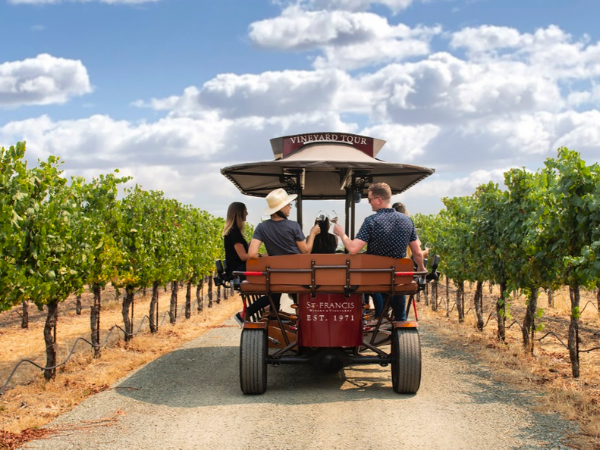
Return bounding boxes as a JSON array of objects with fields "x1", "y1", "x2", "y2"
[{"x1": 334, "y1": 182, "x2": 425, "y2": 321}]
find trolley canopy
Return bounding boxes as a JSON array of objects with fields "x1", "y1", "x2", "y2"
[{"x1": 221, "y1": 133, "x2": 435, "y2": 200}]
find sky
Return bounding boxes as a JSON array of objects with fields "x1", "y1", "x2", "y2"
[{"x1": 2, "y1": 0, "x2": 600, "y2": 234}]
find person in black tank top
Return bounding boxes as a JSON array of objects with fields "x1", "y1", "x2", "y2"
[{"x1": 223, "y1": 202, "x2": 250, "y2": 275}]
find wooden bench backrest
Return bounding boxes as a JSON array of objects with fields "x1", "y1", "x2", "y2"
[{"x1": 243, "y1": 254, "x2": 414, "y2": 291}]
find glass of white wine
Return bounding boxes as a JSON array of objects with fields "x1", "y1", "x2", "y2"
[{"x1": 329, "y1": 210, "x2": 338, "y2": 233}]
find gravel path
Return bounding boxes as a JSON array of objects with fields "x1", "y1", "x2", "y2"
[{"x1": 24, "y1": 317, "x2": 577, "y2": 450}]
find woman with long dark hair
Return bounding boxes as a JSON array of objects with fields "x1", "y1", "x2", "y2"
[
  {"x1": 223, "y1": 202, "x2": 250, "y2": 275},
  {"x1": 223, "y1": 202, "x2": 268, "y2": 323},
  {"x1": 311, "y1": 216, "x2": 338, "y2": 254}
]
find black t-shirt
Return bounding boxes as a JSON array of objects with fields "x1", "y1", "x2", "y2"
[
  {"x1": 224, "y1": 226, "x2": 248, "y2": 273},
  {"x1": 253, "y1": 219, "x2": 305, "y2": 256}
]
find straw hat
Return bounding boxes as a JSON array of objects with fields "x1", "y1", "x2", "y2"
[{"x1": 263, "y1": 188, "x2": 298, "y2": 215}]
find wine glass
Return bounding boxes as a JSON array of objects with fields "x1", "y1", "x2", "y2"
[
  {"x1": 329, "y1": 210, "x2": 338, "y2": 233},
  {"x1": 423, "y1": 241, "x2": 431, "y2": 265},
  {"x1": 316, "y1": 210, "x2": 327, "y2": 223}
]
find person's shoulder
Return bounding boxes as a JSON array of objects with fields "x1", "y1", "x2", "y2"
[
  {"x1": 281, "y1": 219, "x2": 301, "y2": 230},
  {"x1": 364, "y1": 213, "x2": 377, "y2": 223},
  {"x1": 257, "y1": 219, "x2": 273, "y2": 227},
  {"x1": 254, "y1": 221, "x2": 269, "y2": 233}
]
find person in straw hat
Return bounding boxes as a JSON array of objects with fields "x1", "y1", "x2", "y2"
[
  {"x1": 248, "y1": 188, "x2": 320, "y2": 258},
  {"x1": 245, "y1": 188, "x2": 320, "y2": 318}
]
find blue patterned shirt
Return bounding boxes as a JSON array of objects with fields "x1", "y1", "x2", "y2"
[{"x1": 356, "y1": 209, "x2": 417, "y2": 258}]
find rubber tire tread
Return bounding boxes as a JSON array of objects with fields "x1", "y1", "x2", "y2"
[
  {"x1": 239, "y1": 328, "x2": 267, "y2": 395},
  {"x1": 391, "y1": 327, "x2": 421, "y2": 394}
]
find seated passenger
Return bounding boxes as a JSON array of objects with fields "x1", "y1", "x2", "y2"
[
  {"x1": 311, "y1": 215, "x2": 338, "y2": 254},
  {"x1": 392, "y1": 202, "x2": 429, "y2": 259},
  {"x1": 223, "y1": 202, "x2": 250, "y2": 276},
  {"x1": 248, "y1": 188, "x2": 320, "y2": 258},
  {"x1": 246, "y1": 188, "x2": 320, "y2": 317},
  {"x1": 222, "y1": 202, "x2": 267, "y2": 323},
  {"x1": 334, "y1": 183, "x2": 425, "y2": 322}
]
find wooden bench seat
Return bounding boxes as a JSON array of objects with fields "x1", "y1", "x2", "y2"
[{"x1": 239, "y1": 253, "x2": 417, "y2": 295}]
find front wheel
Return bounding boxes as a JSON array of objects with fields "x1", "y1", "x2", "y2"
[
  {"x1": 240, "y1": 328, "x2": 267, "y2": 395},
  {"x1": 391, "y1": 327, "x2": 421, "y2": 394}
]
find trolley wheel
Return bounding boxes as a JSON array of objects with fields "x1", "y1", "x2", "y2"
[
  {"x1": 239, "y1": 328, "x2": 267, "y2": 395},
  {"x1": 391, "y1": 327, "x2": 421, "y2": 394}
]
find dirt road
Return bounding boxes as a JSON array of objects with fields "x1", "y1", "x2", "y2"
[{"x1": 25, "y1": 317, "x2": 576, "y2": 449}]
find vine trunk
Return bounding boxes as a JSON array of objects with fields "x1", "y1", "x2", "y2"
[
  {"x1": 568, "y1": 285, "x2": 580, "y2": 378},
  {"x1": 90, "y1": 284, "x2": 102, "y2": 358},
  {"x1": 43, "y1": 300, "x2": 58, "y2": 381}
]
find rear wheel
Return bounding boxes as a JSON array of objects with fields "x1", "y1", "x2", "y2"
[
  {"x1": 391, "y1": 327, "x2": 421, "y2": 394},
  {"x1": 240, "y1": 329, "x2": 267, "y2": 395}
]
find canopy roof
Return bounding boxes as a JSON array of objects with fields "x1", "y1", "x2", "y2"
[{"x1": 221, "y1": 140, "x2": 435, "y2": 200}]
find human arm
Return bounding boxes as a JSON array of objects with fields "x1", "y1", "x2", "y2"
[
  {"x1": 248, "y1": 239, "x2": 262, "y2": 259},
  {"x1": 297, "y1": 224, "x2": 321, "y2": 254},
  {"x1": 234, "y1": 243, "x2": 250, "y2": 262},
  {"x1": 333, "y1": 224, "x2": 366, "y2": 255},
  {"x1": 409, "y1": 240, "x2": 426, "y2": 272}
]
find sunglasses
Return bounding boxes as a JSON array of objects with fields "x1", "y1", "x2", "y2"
[{"x1": 367, "y1": 197, "x2": 380, "y2": 203}]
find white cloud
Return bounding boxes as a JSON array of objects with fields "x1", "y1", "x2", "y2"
[
  {"x1": 135, "y1": 70, "x2": 353, "y2": 119},
  {"x1": 249, "y1": 7, "x2": 440, "y2": 70},
  {"x1": 402, "y1": 168, "x2": 508, "y2": 201},
  {"x1": 0, "y1": 111, "x2": 358, "y2": 217},
  {"x1": 0, "y1": 114, "x2": 230, "y2": 167},
  {"x1": 300, "y1": 0, "x2": 415, "y2": 13},
  {"x1": 361, "y1": 123, "x2": 440, "y2": 161},
  {"x1": 451, "y1": 25, "x2": 600, "y2": 80},
  {"x1": 0, "y1": 54, "x2": 92, "y2": 107},
  {"x1": 360, "y1": 52, "x2": 562, "y2": 123},
  {"x1": 450, "y1": 25, "x2": 525, "y2": 53},
  {"x1": 420, "y1": 110, "x2": 600, "y2": 174}
]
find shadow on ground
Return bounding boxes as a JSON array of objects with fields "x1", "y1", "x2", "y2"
[{"x1": 115, "y1": 342, "x2": 413, "y2": 408}]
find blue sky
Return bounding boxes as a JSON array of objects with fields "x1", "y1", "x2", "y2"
[{"x1": 2, "y1": 0, "x2": 600, "y2": 230}]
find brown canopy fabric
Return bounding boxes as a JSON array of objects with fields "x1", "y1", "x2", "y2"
[{"x1": 221, "y1": 142, "x2": 435, "y2": 200}]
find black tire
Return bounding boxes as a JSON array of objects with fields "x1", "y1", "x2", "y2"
[
  {"x1": 391, "y1": 327, "x2": 421, "y2": 394},
  {"x1": 239, "y1": 328, "x2": 267, "y2": 395}
]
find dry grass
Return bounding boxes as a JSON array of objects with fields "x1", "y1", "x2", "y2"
[
  {"x1": 2, "y1": 281, "x2": 599, "y2": 448},
  {"x1": 421, "y1": 281, "x2": 600, "y2": 449},
  {"x1": 0, "y1": 285, "x2": 240, "y2": 442}
]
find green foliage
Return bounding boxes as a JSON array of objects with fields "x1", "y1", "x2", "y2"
[
  {"x1": 0, "y1": 141, "x2": 229, "y2": 315},
  {"x1": 417, "y1": 147, "x2": 600, "y2": 312},
  {"x1": 543, "y1": 148, "x2": 600, "y2": 288}
]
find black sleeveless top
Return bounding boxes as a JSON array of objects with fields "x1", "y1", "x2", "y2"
[{"x1": 224, "y1": 225, "x2": 248, "y2": 273}]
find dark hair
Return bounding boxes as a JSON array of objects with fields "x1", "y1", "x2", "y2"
[
  {"x1": 392, "y1": 202, "x2": 408, "y2": 215},
  {"x1": 223, "y1": 202, "x2": 246, "y2": 237},
  {"x1": 311, "y1": 217, "x2": 336, "y2": 254},
  {"x1": 368, "y1": 182, "x2": 391, "y2": 201}
]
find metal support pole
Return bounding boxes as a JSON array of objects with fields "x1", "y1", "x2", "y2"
[
  {"x1": 350, "y1": 175, "x2": 356, "y2": 239},
  {"x1": 344, "y1": 188, "x2": 351, "y2": 253},
  {"x1": 296, "y1": 173, "x2": 303, "y2": 229}
]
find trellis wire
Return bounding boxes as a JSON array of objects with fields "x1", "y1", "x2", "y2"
[
  {"x1": 0, "y1": 286, "x2": 235, "y2": 396},
  {"x1": 432, "y1": 285, "x2": 600, "y2": 358}
]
